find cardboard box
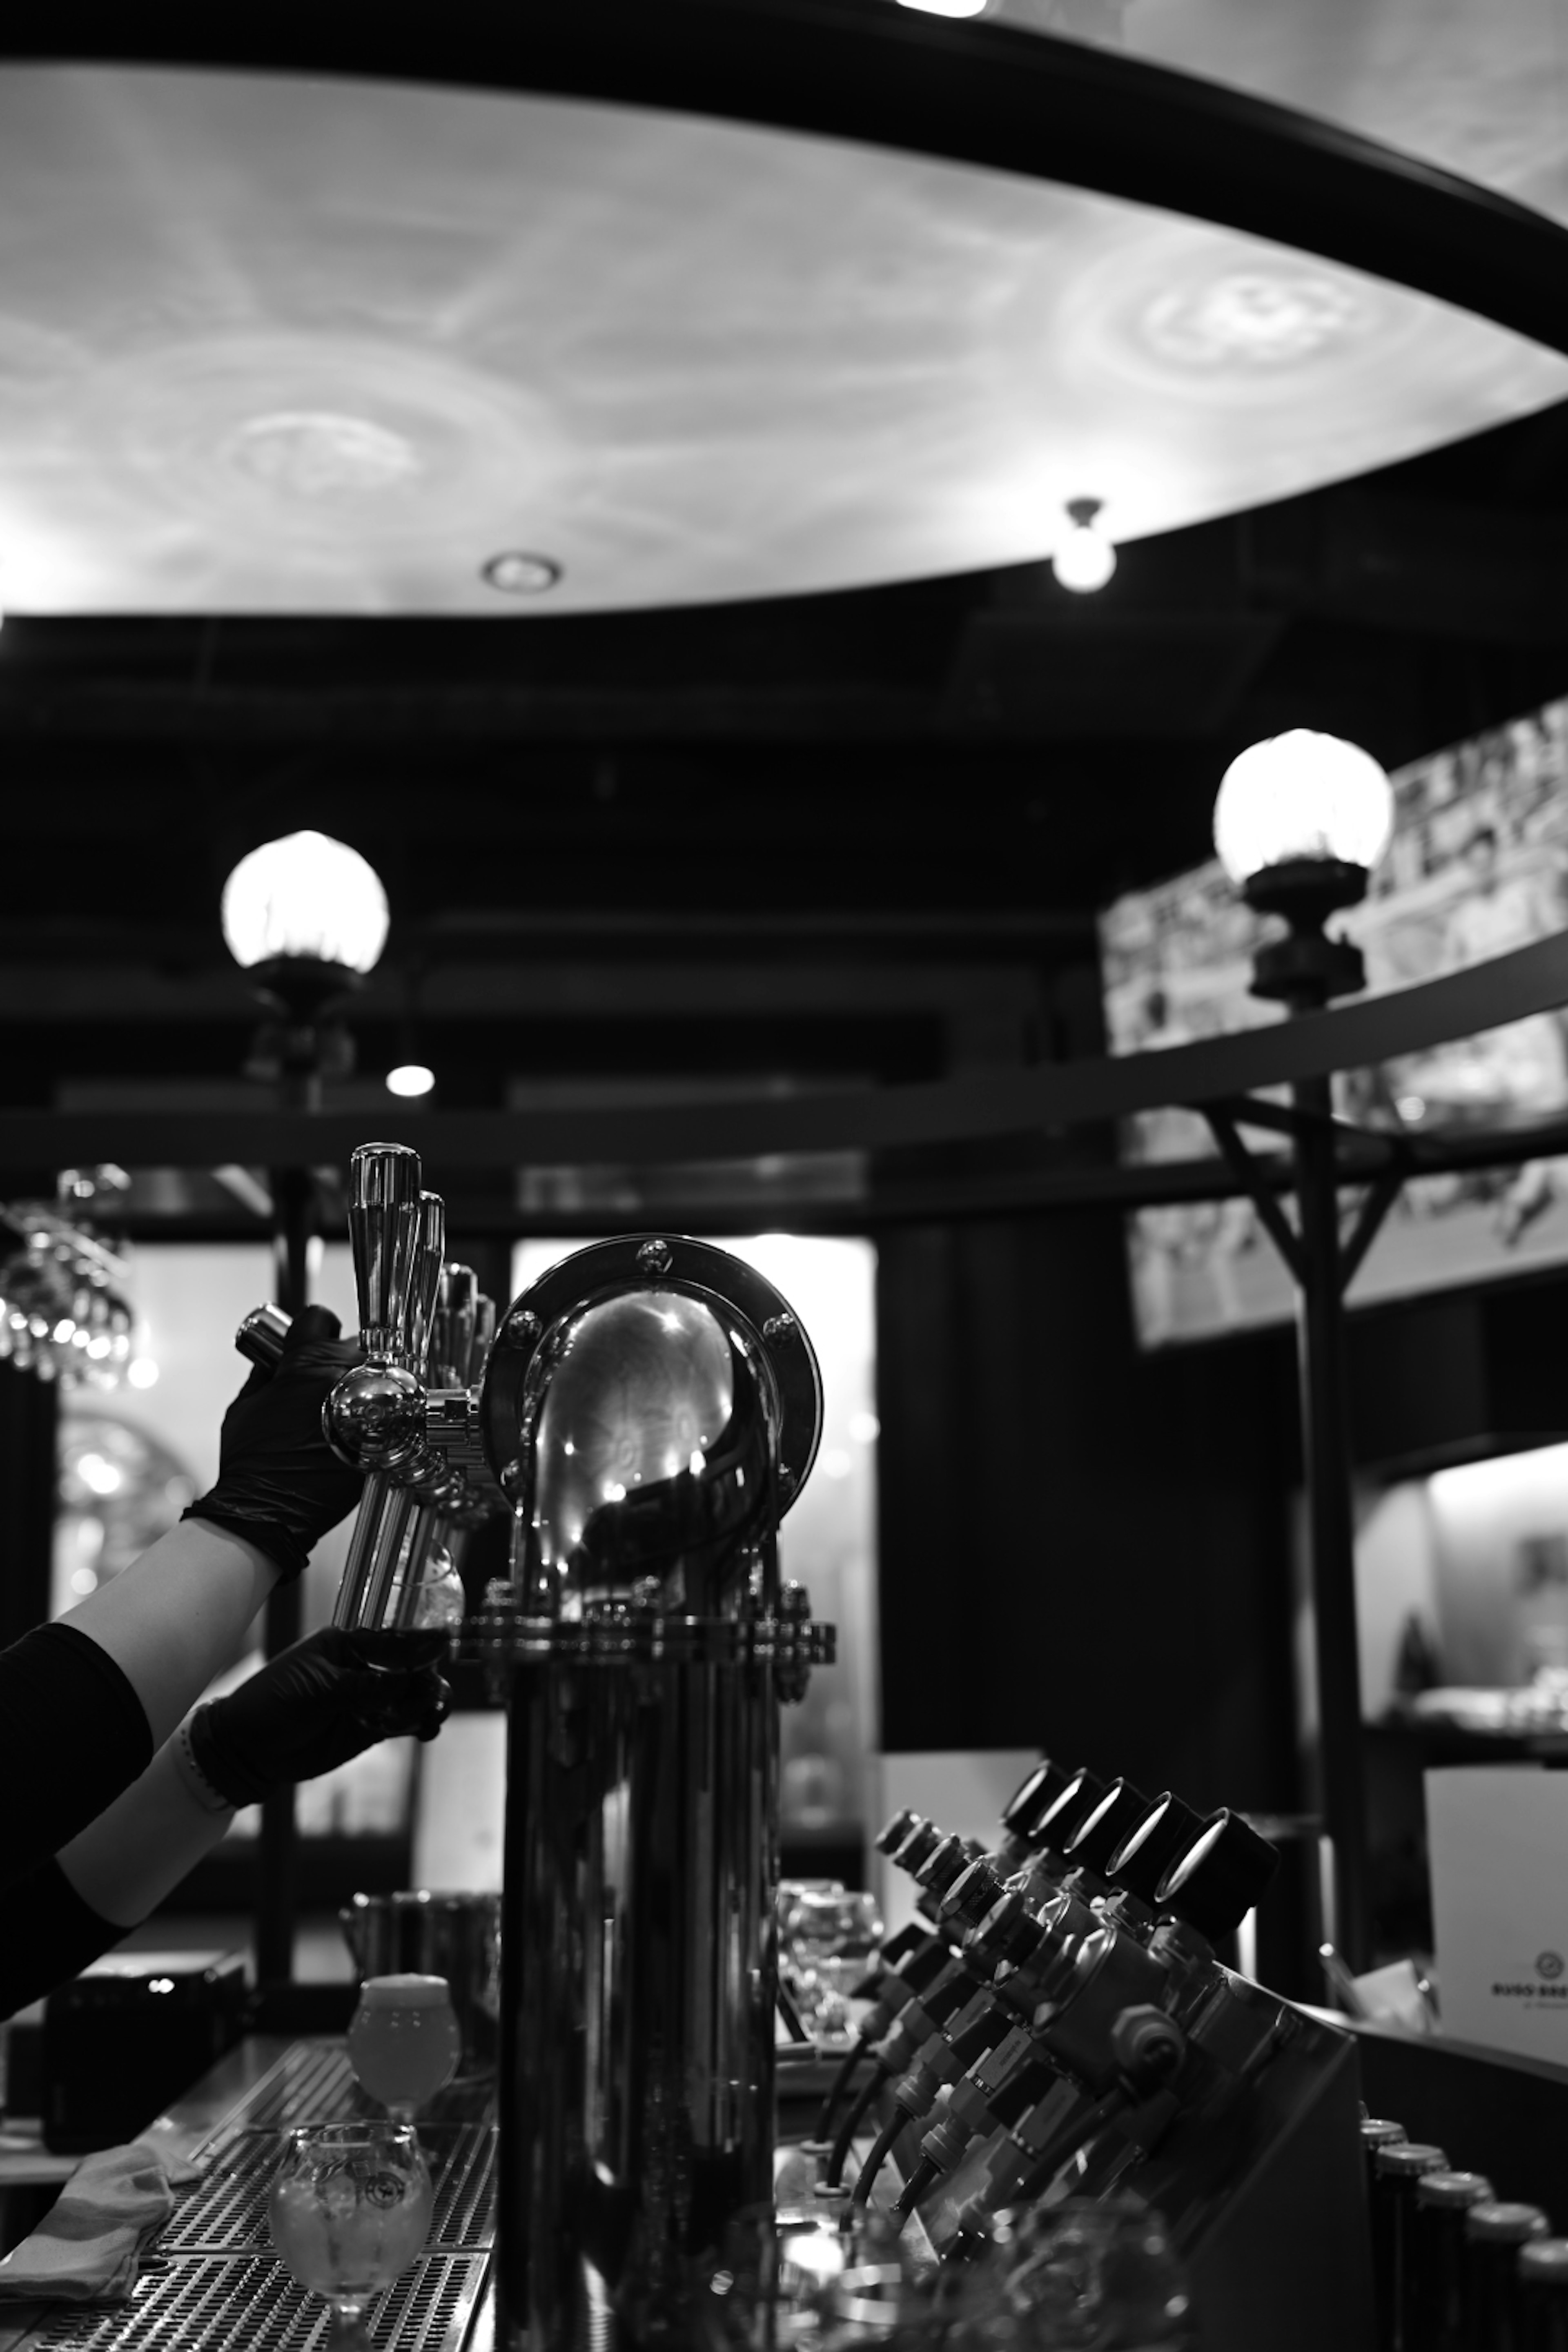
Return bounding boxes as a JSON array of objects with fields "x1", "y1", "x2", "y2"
[{"x1": 1427, "y1": 1764, "x2": 1568, "y2": 2061}]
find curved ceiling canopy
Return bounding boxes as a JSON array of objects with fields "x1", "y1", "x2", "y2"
[{"x1": 1, "y1": 2, "x2": 1565, "y2": 616}]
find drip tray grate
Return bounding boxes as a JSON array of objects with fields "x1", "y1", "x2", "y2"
[
  {"x1": 195, "y1": 2045, "x2": 496, "y2": 2161},
  {"x1": 23, "y1": 2251, "x2": 489, "y2": 2352},
  {"x1": 160, "y1": 2126, "x2": 496, "y2": 2254},
  {"x1": 199, "y1": 2046, "x2": 364, "y2": 2148}
]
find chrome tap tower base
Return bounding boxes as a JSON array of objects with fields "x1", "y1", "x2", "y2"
[
  {"x1": 318, "y1": 1170, "x2": 832, "y2": 2348},
  {"x1": 468, "y1": 1236, "x2": 831, "y2": 2352},
  {"x1": 497, "y1": 1635, "x2": 792, "y2": 2345}
]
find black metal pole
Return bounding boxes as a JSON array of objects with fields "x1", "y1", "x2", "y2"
[
  {"x1": 1291, "y1": 1068, "x2": 1372, "y2": 1974},
  {"x1": 255, "y1": 1152, "x2": 317, "y2": 1986}
]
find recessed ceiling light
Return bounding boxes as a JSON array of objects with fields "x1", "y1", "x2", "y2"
[{"x1": 483, "y1": 552, "x2": 562, "y2": 595}]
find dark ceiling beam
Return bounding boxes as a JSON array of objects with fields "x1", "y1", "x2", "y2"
[
  {"x1": 0, "y1": 959, "x2": 1049, "y2": 1023},
  {"x1": 0, "y1": 683, "x2": 946, "y2": 746},
  {"x1": 1246, "y1": 488, "x2": 1568, "y2": 645},
  {"x1": 0, "y1": 907, "x2": 1093, "y2": 960},
  {"x1": 12, "y1": 0, "x2": 1568, "y2": 359},
  {"x1": 1, "y1": 927, "x2": 1562, "y2": 1168}
]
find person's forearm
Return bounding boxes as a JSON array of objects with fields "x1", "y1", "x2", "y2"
[
  {"x1": 56, "y1": 1731, "x2": 237, "y2": 1928},
  {"x1": 59, "y1": 1520, "x2": 280, "y2": 1748}
]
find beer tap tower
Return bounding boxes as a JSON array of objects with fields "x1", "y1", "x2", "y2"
[{"x1": 320, "y1": 1145, "x2": 834, "y2": 2350}]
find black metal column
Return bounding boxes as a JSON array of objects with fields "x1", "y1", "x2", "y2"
[
  {"x1": 254, "y1": 1159, "x2": 316, "y2": 1986},
  {"x1": 1291, "y1": 1070, "x2": 1371, "y2": 1973}
]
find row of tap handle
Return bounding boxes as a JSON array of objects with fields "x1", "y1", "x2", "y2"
[
  {"x1": 236, "y1": 1142, "x2": 504, "y2": 1634},
  {"x1": 807, "y1": 1758, "x2": 1282, "y2": 2232}
]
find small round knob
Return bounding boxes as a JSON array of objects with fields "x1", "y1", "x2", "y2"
[
  {"x1": 1109, "y1": 2003, "x2": 1187, "y2": 2092},
  {"x1": 1154, "y1": 1810, "x2": 1280, "y2": 1942},
  {"x1": 1064, "y1": 1780, "x2": 1154, "y2": 1882},
  {"x1": 914, "y1": 1834, "x2": 971, "y2": 1897},
  {"x1": 890, "y1": 1819, "x2": 943, "y2": 1874},
  {"x1": 1027, "y1": 1768, "x2": 1111, "y2": 1858},
  {"x1": 937, "y1": 1858, "x2": 1005, "y2": 1931},
  {"x1": 966, "y1": 1890, "x2": 1038, "y2": 1973},
  {"x1": 875, "y1": 1809, "x2": 922, "y2": 1858},
  {"x1": 1000, "y1": 1759, "x2": 1074, "y2": 1844},
  {"x1": 1105, "y1": 1793, "x2": 1206, "y2": 1907}
]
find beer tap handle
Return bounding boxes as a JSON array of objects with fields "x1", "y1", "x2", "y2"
[
  {"x1": 441, "y1": 1265, "x2": 478, "y2": 1393},
  {"x1": 348, "y1": 1142, "x2": 422, "y2": 1361},
  {"x1": 469, "y1": 1295, "x2": 497, "y2": 1386},
  {"x1": 236, "y1": 1303, "x2": 290, "y2": 1371},
  {"x1": 406, "y1": 1193, "x2": 447, "y2": 1377},
  {"x1": 393, "y1": 1498, "x2": 450, "y2": 1629},
  {"x1": 335, "y1": 1473, "x2": 417, "y2": 1633}
]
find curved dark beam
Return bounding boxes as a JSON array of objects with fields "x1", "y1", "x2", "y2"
[
  {"x1": 2, "y1": 930, "x2": 1565, "y2": 1173},
  {"x1": 10, "y1": 1, "x2": 1568, "y2": 359}
]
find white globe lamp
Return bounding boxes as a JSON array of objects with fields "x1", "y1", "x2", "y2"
[
  {"x1": 1213, "y1": 731, "x2": 1393, "y2": 1006},
  {"x1": 221, "y1": 830, "x2": 389, "y2": 976},
  {"x1": 222, "y1": 830, "x2": 390, "y2": 1094},
  {"x1": 1214, "y1": 731, "x2": 1394, "y2": 888}
]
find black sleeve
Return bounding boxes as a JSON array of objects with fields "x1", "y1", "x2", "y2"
[
  {"x1": 0, "y1": 1858, "x2": 127, "y2": 2021},
  {"x1": 0, "y1": 1623, "x2": 153, "y2": 1895}
]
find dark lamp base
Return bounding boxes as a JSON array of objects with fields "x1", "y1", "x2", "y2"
[
  {"x1": 246, "y1": 954, "x2": 365, "y2": 1025},
  {"x1": 1241, "y1": 857, "x2": 1370, "y2": 927},
  {"x1": 1250, "y1": 929, "x2": 1366, "y2": 1008},
  {"x1": 1242, "y1": 858, "x2": 1371, "y2": 1009}
]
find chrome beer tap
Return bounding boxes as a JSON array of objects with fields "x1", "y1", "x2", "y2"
[
  {"x1": 236, "y1": 1143, "x2": 506, "y2": 1633},
  {"x1": 392, "y1": 1268, "x2": 501, "y2": 1628},
  {"x1": 323, "y1": 1149, "x2": 447, "y2": 1630}
]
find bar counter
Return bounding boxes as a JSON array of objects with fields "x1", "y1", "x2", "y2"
[{"x1": 0, "y1": 2040, "x2": 497, "y2": 2352}]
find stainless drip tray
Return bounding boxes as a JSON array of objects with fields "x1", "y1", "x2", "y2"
[
  {"x1": 159, "y1": 2125, "x2": 496, "y2": 2254},
  {"x1": 198, "y1": 2043, "x2": 363, "y2": 2143},
  {"x1": 22, "y1": 2251, "x2": 490, "y2": 2352},
  {"x1": 192, "y1": 2042, "x2": 498, "y2": 2159}
]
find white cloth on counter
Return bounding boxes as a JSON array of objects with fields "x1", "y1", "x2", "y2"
[{"x1": 0, "y1": 2138, "x2": 203, "y2": 2302}]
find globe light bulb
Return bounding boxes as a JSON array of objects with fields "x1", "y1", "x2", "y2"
[
  {"x1": 1213, "y1": 731, "x2": 1394, "y2": 886},
  {"x1": 1051, "y1": 499, "x2": 1117, "y2": 594},
  {"x1": 386, "y1": 1063, "x2": 436, "y2": 1099},
  {"x1": 220, "y1": 831, "x2": 390, "y2": 974}
]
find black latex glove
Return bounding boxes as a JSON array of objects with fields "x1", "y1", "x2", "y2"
[
  {"x1": 188, "y1": 1627, "x2": 453, "y2": 1810},
  {"x1": 182, "y1": 1303, "x2": 365, "y2": 1581}
]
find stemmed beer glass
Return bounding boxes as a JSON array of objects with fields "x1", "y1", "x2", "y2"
[
  {"x1": 268, "y1": 2120, "x2": 433, "y2": 2345},
  {"x1": 346, "y1": 1974, "x2": 462, "y2": 2124}
]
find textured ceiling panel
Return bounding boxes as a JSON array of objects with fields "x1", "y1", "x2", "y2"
[{"x1": 1, "y1": 64, "x2": 1565, "y2": 616}]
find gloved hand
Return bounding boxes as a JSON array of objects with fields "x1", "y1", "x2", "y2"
[
  {"x1": 187, "y1": 1627, "x2": 452, "y2": 1811},
  {"x1": 182, "y1": 1304, "x2": 365, "y2": 1581}
]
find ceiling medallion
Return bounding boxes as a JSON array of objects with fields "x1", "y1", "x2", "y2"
[
  {"x1": 221, "y1": 410, "x2": 424, "y2": 498},
  {"x1": 1140, "y1": 271, "x2": 1376, "y2": 368}
]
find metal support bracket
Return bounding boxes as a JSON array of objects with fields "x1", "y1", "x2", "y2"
[{"x1": 1199, "y1": 1097, "x2": 1410, "y2": 1302}]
